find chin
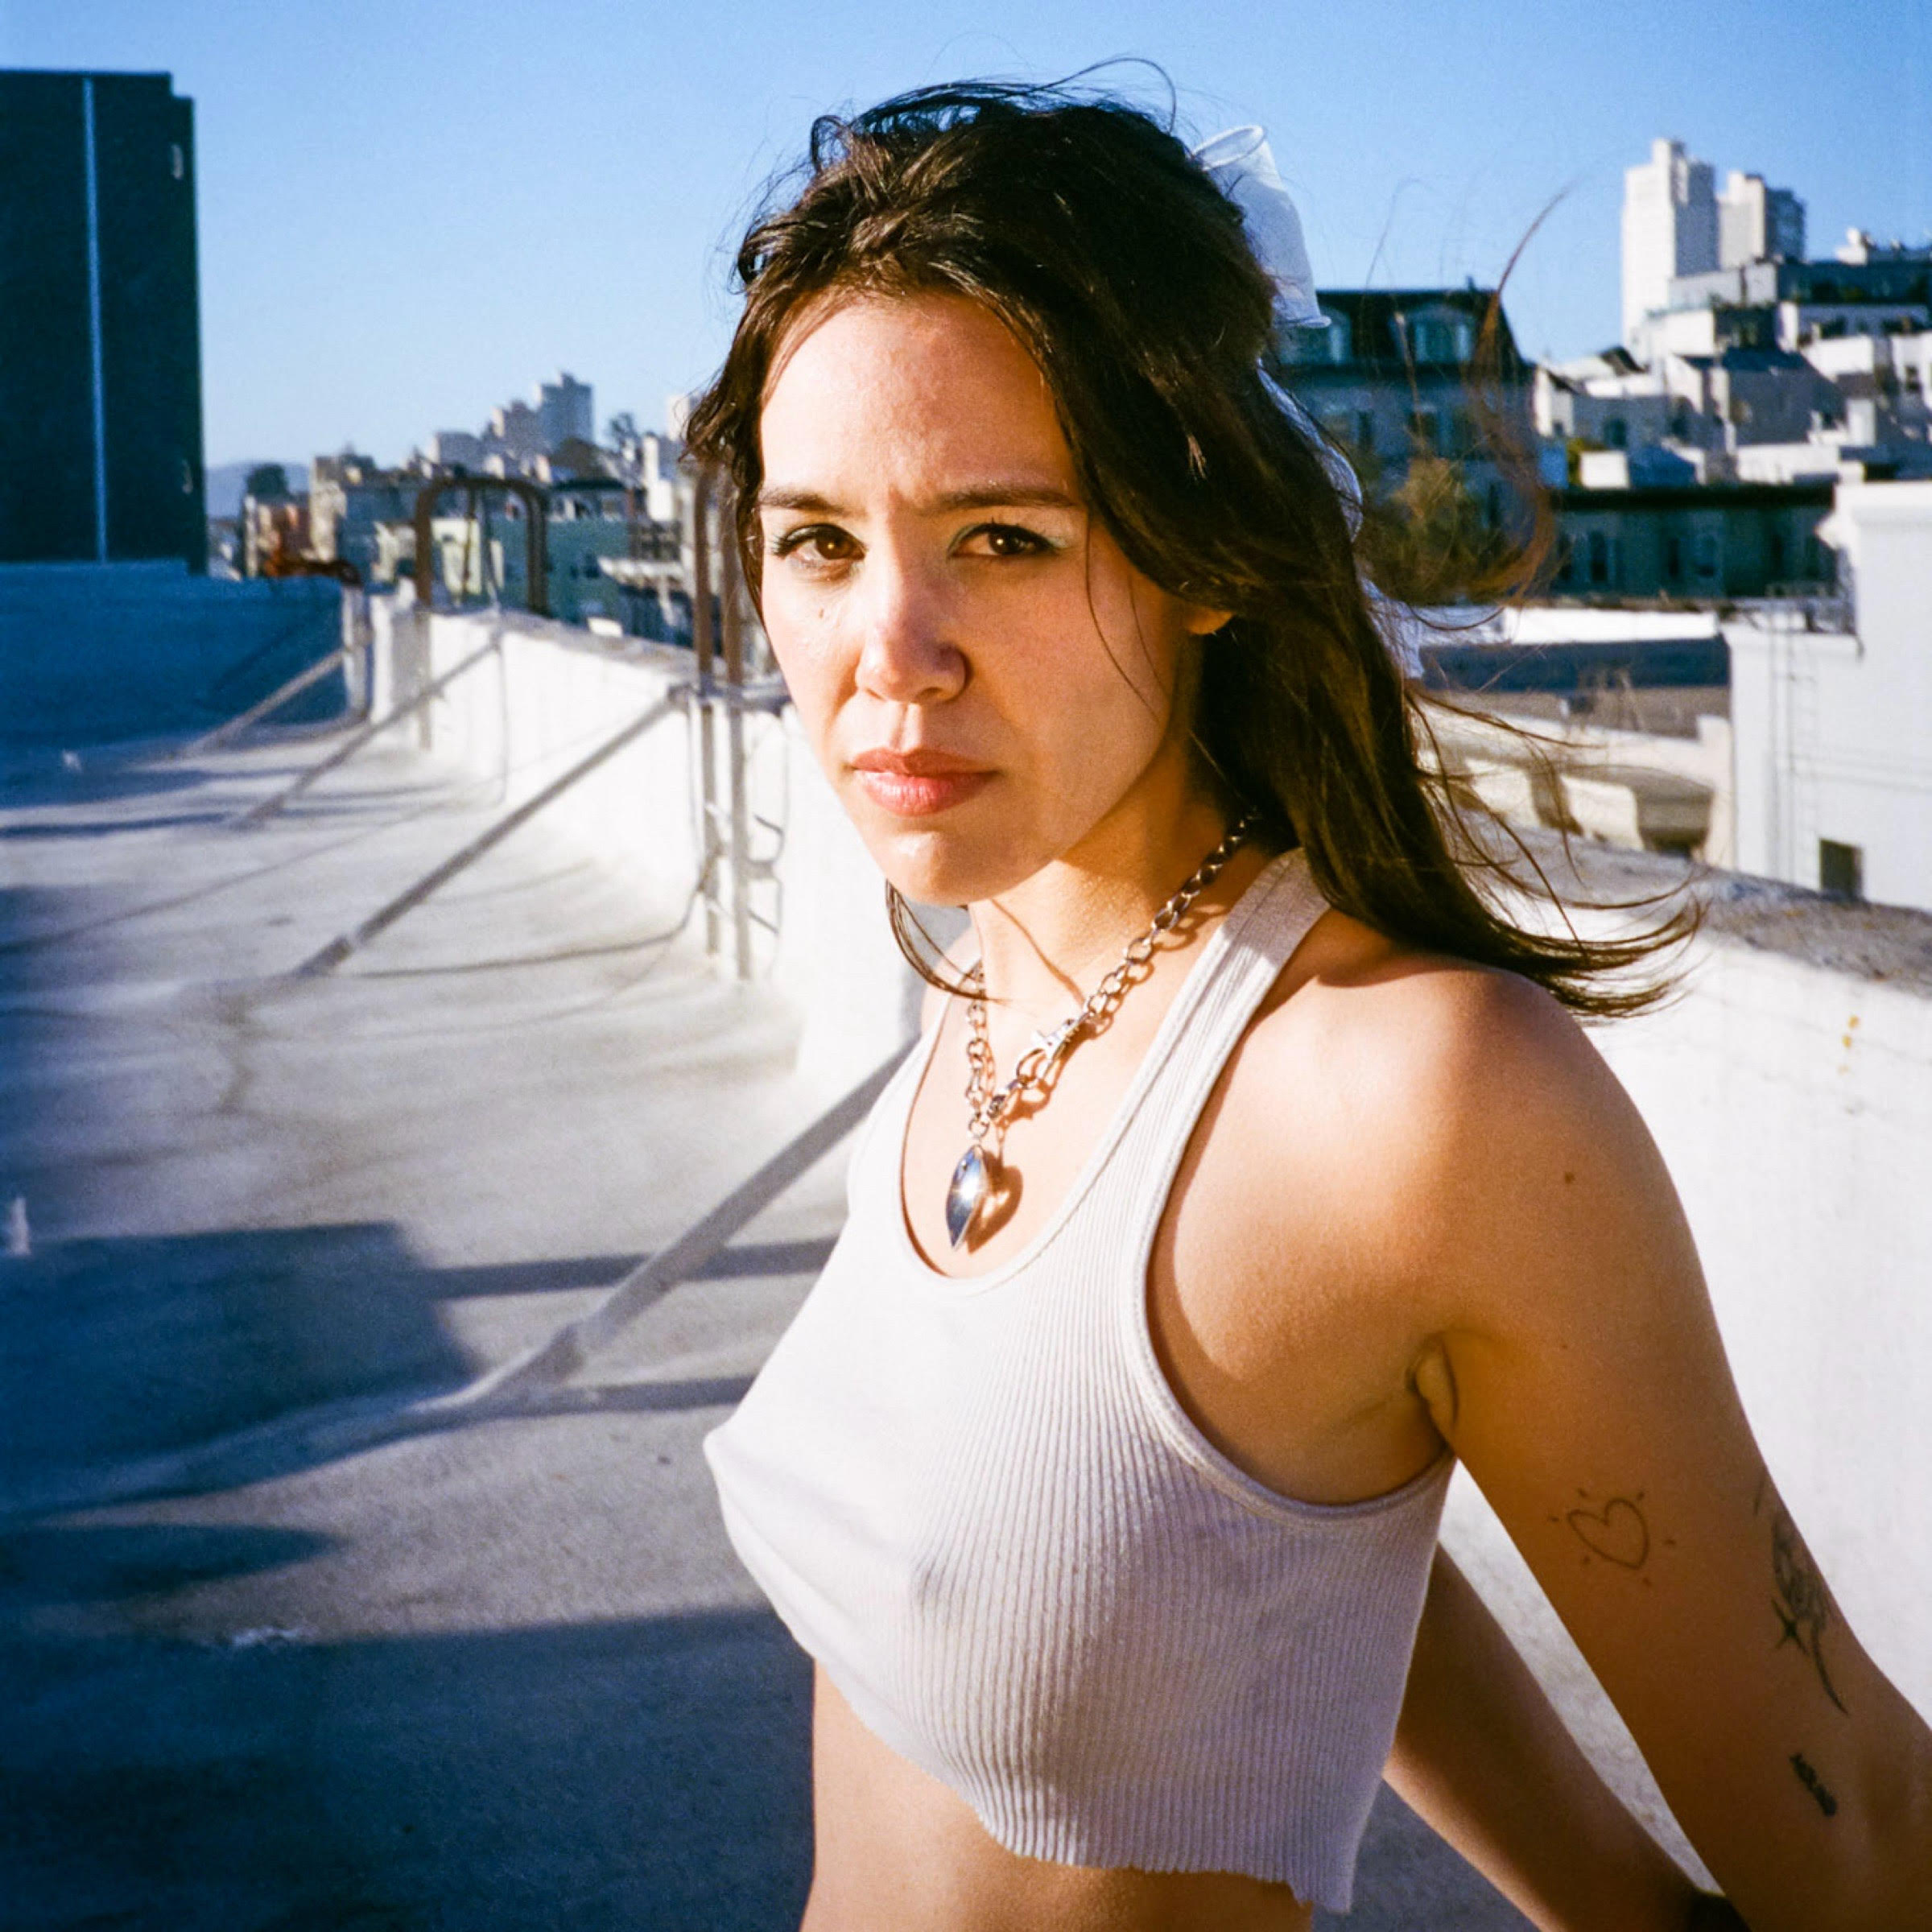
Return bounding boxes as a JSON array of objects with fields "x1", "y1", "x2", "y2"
[{"x1": 856, "y1": 809, "x2": 1042, "y2": 911}]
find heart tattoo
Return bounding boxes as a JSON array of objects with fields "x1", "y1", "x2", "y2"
[{"x1": 1564, "y1": 1496, "x2": 1651, "y2": 1570}]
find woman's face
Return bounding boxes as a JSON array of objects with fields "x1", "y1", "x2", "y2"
[{"x1": 754, "y1": 291, "x2": 1226, "y2": 909}]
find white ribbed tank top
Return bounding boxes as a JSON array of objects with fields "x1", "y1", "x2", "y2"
[{"x1": 704, "y1": 849, "x2": 1452, "y2": 1911}]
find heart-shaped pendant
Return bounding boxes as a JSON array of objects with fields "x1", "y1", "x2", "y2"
[{"x1": 945, "y1": 1144, "x2": 993, "y2": 1249}]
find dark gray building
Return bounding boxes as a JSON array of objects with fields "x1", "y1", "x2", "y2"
[
  {"x1": 0, "y1": 70, "x2": 205, "y2": 569},
  {"x1": 1273, "y1": 287, "x2": 1535, "y2": 514},
  {"x1": 1551, "y1": 478, "x2": 1835, "y2": 600}
]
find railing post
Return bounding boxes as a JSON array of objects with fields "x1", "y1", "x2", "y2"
[
  {"x1": 718, "y1": 485, "x2": 755, "y2": 982},
  {"x1": 688, "y1": 464, "x2": 723, "y2": 960}
]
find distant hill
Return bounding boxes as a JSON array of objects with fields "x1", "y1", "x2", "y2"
[{"x1": 205, "y1": 460, "x2": 311, "y2": 519}]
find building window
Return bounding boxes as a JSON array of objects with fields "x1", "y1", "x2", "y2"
[
  {"x1": 1604, "y1": 417, "x2": 1629, "y2": 449},
  {"x1": 1406, "y1": 312, "x2": 1476, "y2": 364},
  {"x1": 1407, "y1": 408, "x2": 1441, "y2": 454},
  {"x1": 1665, "y1": 535, "x2": 1683, "y2": 581},
  {"x1": 1356, "y1": 411, "x2": 1376, "y2": 454},
  {"x1": 1818, "y1": 840, "x2": 1864, "y2": 900},
  {"x1": 1587, "y1": 530, "x2": 1609, "y2": 585},
  {"x1": 1695, "y1": 532, "x2": 1719, "y2": 579}
]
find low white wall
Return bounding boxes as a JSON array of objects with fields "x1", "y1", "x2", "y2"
[
  {"x1": 369, "y1": 595, "x2": 1930, "y2": 1751},
  {"x1": 366, "y1": 595, "x2": 921, "y2": 1092},
  {"x1": 1593, "y1": 939, "x2": 1932, "y2": 1709}
]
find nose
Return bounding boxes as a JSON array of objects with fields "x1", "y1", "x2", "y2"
[{"x1": 852, "y1": 547, "x2": 968, "y2": 707}]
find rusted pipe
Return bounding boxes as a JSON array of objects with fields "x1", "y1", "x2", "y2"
[{"x1": 412, "y1": 476, "x2": 550, "y2": 616}]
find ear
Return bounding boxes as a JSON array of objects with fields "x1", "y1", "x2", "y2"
[{"x1": 1182, "y1": 601, "x2": 1234, "y2": 637}]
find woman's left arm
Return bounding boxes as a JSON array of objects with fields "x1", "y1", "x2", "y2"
[{"x1": 1401, "y1": 972, "x2": 1932, "y2": 1932}]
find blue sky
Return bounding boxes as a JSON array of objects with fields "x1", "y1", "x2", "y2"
[{"x1": 3, "y1": 0, "x2": 1926, "y2": 467}]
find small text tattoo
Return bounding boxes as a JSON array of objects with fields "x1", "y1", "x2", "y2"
[
  {"x1": 1549, "y1": 1488, "x2": 1675, "y2": 1584},
  {"x1": 1757, "y1": 1477, "x2": 1848, "y2": 1715},
  {"x1": 1790, "y1": 1751, "x2": 1839, "y2": 1817}
]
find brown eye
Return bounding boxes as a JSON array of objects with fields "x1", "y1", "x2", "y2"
[
  {"x1": 770, "y1": 524, "x2": 859, "y2": 564},
  {"x1": 964, "y1": 522, "x2": 1053, "y2": 559}
]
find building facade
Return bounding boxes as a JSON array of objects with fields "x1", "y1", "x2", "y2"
[
  {"x1": 1275, "y1": 287, "x2": 1534, "y2": 518},
  {"x1": 1551, "y1": 480, "x2": 1835, "y2": 600},
  {"x1": 537, "y1": 374, "x2": 593, "y2": 451},
  {"x1": 1622, "y1": 139, "x2": 1719, "y2": 350},
  {"x1": 0, "y1": 69, "x2": 205, "y2": 570},
  {"x1": 308, "y1": 452, "x2": 415, "y2": 584},
  {"x1": 1718, "y1": 170, "x2": 1806, "y2": 271},
  {"x1": 1725, "y1": 481, "x2": 1932, "y2": 909}
]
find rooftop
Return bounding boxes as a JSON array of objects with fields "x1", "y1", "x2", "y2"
[
  {"x1": 6, "y1": 577, "x2": 1930, "y2": 1925},
  {"x1": 2, "y1": 712, "x2": 1542, "y2": 1929}
]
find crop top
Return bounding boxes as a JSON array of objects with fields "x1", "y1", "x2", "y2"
[{"x1": 704, "y1": 848, "x2": 1452, "y2": 1910}]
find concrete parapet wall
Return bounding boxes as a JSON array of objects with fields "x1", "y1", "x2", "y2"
[
  {"x1": 0, "y1": 562, "x2": 347, "y2": 749},
  {"x1": 1590, "y1": 923, "x2": 1932, "y2": 1713},
  {"x1": 368, "y1": 598, "x2": 1930, "y2": 1721},
  {"x1": 366, "y1": 596, "x2": 921, "y2": 1089}
]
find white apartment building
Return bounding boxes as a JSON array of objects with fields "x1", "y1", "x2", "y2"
[
  {"x1": 1726, "y1": 481, "x2": 1932, "y2": 909},
  {"x1": 426, "y1": 374, "x2": 600, "y2": 479},
  {"x1": 1622, "y1": 139, "x2": 1718, "y2": 350},
  {"x1": 1718, "y1": 170, "x2": 1805, "y2": 270}
]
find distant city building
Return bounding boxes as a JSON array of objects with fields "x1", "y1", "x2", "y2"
[
  {"x1": 1622, "y1": 139, "x2": 1719, "y2": 351},
  {"x1": 0, "y1": 70, "x2": 205, "y2": 570},
  {"x1": 1718, "y1": 170, "x2": 1806, "y2": 271},
  {"x1": 1726, "y1": 480, "x2": 1932, "y2": 909},
  {"x1": 488, "y1": 399, "x2": 547, "y2": 464},
  {"x1": 242, "y1": 493, "x2": 311, "y2": 579},
  {"x1": 369, "y1": 487, "x2": 639, "y2": 627},
  {"x1": 1552, "y1": 147, "x2": 1930, "y2": 498},
  {"x1": 535, "y1": 436, "x2": 613, "y2": 484},
  {"x1": 308, "y1": 452, "x2": 413, "y2": 583},
  {"x1": 537, "y1": 373, "x2": 594, "y2": 451},
  {"x1": 427, "y1": 429, "x2": 485, "y2": 470},
  {"x1": 1659, "y1": 256, "x2": 1930, "y2": 355},
  {"x1": 1835, "y1": 229, "x2": 1932, "y2": 267},
  {"x1": 1549, "y1": 478, "x2": 1835, "y2": 601},
  {"x1": 1275, "y1": 286, "x2": 1533, "y2": 518},
  {"x1": 424, "y1": 372, "x2": 602, "y2": 481}
]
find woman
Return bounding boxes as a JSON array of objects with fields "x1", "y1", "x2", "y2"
[{"x1": 697, "y1": 84, "x2": 1931, "y2": 1930}]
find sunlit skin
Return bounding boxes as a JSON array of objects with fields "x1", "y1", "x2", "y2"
[{"x1": 753, "y1": 291, "x2": 1932, "y2": 1932}]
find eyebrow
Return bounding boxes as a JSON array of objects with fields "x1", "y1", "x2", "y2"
[{"x1": 754, "y1": 483, "x2": 1083, "y2": 515}]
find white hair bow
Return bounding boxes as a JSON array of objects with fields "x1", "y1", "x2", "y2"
[{"x1": 1189, "y1": 126, "x2": 1326, "y2": 331}]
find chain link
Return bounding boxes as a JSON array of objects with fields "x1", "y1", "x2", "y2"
[{"x1": 962, "y1": 817, "x2": 1253, "y2": 1146}]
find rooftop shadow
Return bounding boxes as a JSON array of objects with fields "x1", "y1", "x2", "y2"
[
  {"x1": 1, "y1": 1605, "x2": 813, "y2": 1931},
  {"x1": 2, "y1": 1225, "x2": 472, "y2": 1490}
]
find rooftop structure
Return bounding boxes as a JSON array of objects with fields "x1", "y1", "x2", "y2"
[
  {"x1": 427, "y1": 371, "x2": 601, "y2": 481},
  {"x1": 1726, "y1": 480, "x2": 1932, "y2": 909},
  {"x1": 1621, "y1": 139, "x2": 1720, "y2": 352},
  {"x1": 6, "y1": 569, "x2": 1928, "y2": 1920},
  {"x1": 0, "y1": 69, "x2": 205, "y2": 572},
  {"x1": 1276, "y1": 287, "x2": 1534, "y2": 537},
  {"x1": 1717, "y1": 169, "x2": 1805, "y2": 271}
]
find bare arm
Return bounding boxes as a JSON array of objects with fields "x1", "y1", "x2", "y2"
[
  {"x1": 1391, "y1": 1546, "x2": 1708, "y2": 1931},
  {"x1": 1404, "y1": 972, "x2": 1932, "y2": 1930}
]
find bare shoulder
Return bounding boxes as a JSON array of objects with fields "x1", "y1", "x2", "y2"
[{"x1": 1224, "y1": 904, "x2": 1682, "y2": 1337}]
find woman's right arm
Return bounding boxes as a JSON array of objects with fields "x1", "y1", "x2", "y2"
[{"x1": 1391, "y1": 1546, "x2": 1729, "y2": 1930}]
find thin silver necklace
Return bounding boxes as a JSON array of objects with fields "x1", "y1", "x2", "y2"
[{"x1": 944, "y1": 817, "x2": 1253, "y2": 1249}]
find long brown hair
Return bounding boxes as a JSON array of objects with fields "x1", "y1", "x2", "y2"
[{"x1": 684, "y1": 80, "x2": 1687, "y2": 1018}]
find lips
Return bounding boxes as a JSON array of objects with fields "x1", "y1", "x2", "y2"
[{"x1": 848, "y1": 747, "x2": 993, "y2": 818}]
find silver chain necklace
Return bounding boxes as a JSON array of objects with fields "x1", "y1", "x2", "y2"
[{"x1": 943, "y1": 817, "x2": 1253, "y2": 1249}]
